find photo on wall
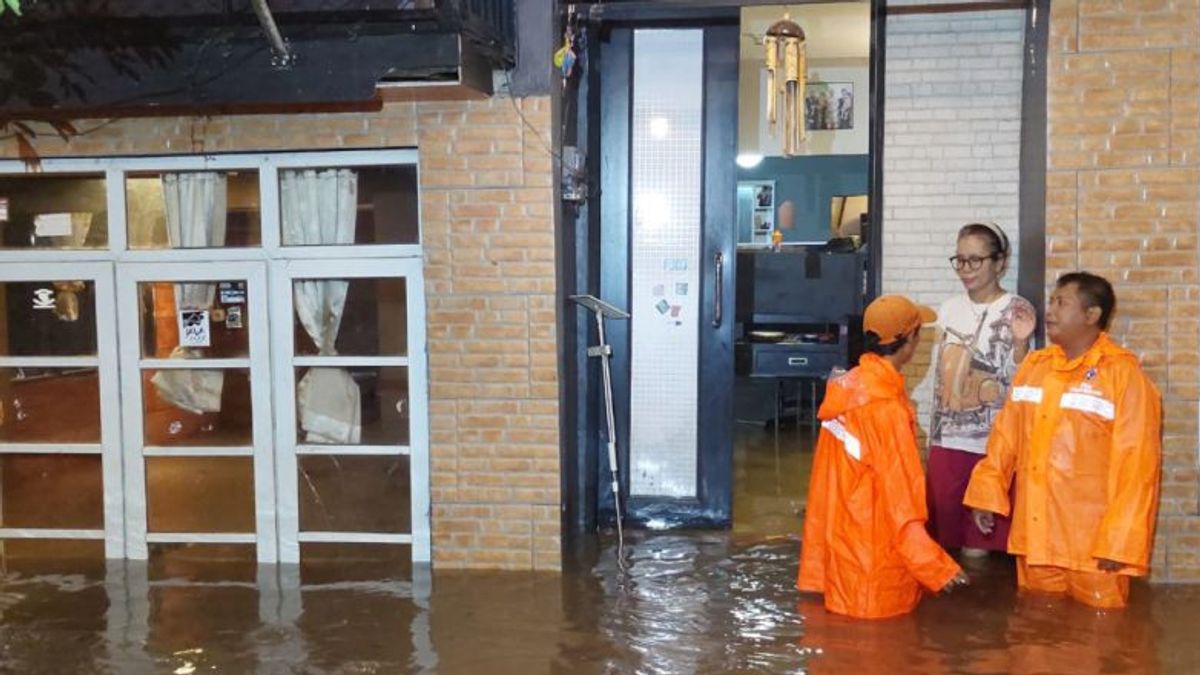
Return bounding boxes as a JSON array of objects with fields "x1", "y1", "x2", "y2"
[{"x1": 806, "y1": 82, "x2": 854, "y2": 131}]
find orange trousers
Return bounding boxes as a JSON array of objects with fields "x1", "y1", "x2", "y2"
[{"x1": 1017, "y1": 556, "x2": 1130, "y2": 609}]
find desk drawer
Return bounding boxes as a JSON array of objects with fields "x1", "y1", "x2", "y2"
[{"x1": 747, "y1": 347, "x2": 844, "y2": 378}]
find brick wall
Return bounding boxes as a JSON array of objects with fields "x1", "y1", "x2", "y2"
[
  {"x1": 1047, "y1": 0, "x2": 1200, "y2": 582},
  {"x1": 881, "y1": 5, "x2": 1025, "y2": 433},
  {"x1": 0, "y1": 96, "x2": 562, "y2": 571}
]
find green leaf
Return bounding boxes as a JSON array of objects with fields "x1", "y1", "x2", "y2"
[{"x1": 3, "y1": 0, "x2": 20, "y2": 17}]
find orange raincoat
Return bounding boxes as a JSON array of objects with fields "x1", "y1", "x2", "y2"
[
  {"x1": 964, "y1": 334, "x2": 1162, "y2": 581},
  {"x1": 799, "y1": 353, "x2": 961, "y2": 619}
]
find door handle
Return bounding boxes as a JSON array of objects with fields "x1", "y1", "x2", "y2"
[
  {"x1": 788, "y1": 357, "x2": 809, "y2": 366},
  {"x1": 712, "y1": 251, "x2": 724, "y2": 328}
]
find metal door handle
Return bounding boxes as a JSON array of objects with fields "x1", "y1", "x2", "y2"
[
  {"x1": 788, "y1": 357, "x2": 809, "y2": 366},
  {"x1": 712, "y1": 251, "x2": 724, "y2": 328}
]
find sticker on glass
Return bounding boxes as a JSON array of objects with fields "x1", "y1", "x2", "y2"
[
  {"x1": 179, "y1": 310, "x2": 211, "y2": 348},
  {"x1": 226, "y1": 305, "x2": 244, "y2": 329},
  {"x1": 32, "y1": 287, "x2": 55, "y2": 310},
  {"x1": 219, "y1": 282, "x2": 246, "y2": 305}
]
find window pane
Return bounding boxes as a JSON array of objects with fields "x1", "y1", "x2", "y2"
[
  {"x1": 0, "y1": 368, "x2": 101, "y2": 443},
  {"x1": 145, "y1": 457, "x2": 255, "y2": 533},
  {"x1": 149, "y1": 543, "x2": 256, "y2": 582},
  {"x1": 293, "y1": 277, "x2": 407, "y2": 356},
  {"x1": 0, "y1": 280, "x2": 97, "y2": 356},
  {"x1": 629, "y1": 29, "x2": 704, "y2": 498},
  {"x1": 280, "y1": 166, "x2": 418, "y2": 246},
  {"x1": 295, "y1": 367, "x2": 409, "y2": 446},
  {"x1": 137, "y1": 280, "x2": 251, "y2": 359},
  {"x1": 126, "y1": 171, "x2": 261, "y2": 249},
  {"x1": 0, "y1": 174, "x2": 108, "y2": 250},
  {"x1": 298, "y1": 455, "x2": 411, "y2": 533},
  {"x1": 0, "y1": 539, "x2": 105, "y2": 577},
  {"x1": 142, "y1": 368, "x2": 251, "y2": 447},
  {"x1": 300, "y1": 543, "x2": 412, "y2": 584},
  {"x1": 1, "y1": 454, "x2": 103, "y2": 529}
]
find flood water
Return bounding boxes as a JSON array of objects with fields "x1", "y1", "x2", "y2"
[
  {"x1": 2, "y1": 426, "x2": 1199, "y2": 673},
  {"x1": 3, "y1": 533, "x2": 1200, "y2": 673}
]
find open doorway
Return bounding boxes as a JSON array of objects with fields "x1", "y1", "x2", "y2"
[
  {"x1": 730, "y1": 2, "x2": 876, "y2": 539},
  {"x1": 558, "y1": 0, "x2": 883, "y2": 549}
]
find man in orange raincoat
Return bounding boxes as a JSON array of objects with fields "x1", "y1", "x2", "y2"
[
  {"x1": 965, "y1": 272, "x2": 1162, "y2": 609},
  {"x1": 799, "y1": 295, "x2": 968, "y2": 619}
]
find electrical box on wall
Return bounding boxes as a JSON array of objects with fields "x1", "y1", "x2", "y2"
[{"x1": 561, "y1": 145, "x2": 587, "y2": 203}]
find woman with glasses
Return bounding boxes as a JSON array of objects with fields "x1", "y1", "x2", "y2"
[{"x1": 927, "y1": 223, "x2": 1036, "y2": 558}]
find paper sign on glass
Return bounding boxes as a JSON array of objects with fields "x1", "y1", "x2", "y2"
[
  {"x1": 34, "y1": 213, "x2": 73, "y2": 237},
  {"x1": 179, "y1": 310, "x2": 211, "y2": 348}
]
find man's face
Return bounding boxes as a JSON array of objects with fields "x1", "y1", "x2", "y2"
[{"x1": 1045, "y1": 282, "x2": 1098, "y2": 345}]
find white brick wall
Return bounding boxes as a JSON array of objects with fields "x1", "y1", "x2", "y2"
[{"x1": 881, "y1": 8, "x2": 1025, "y2": 433}]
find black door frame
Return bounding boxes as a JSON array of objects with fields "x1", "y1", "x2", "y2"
[
  {"x1": 594, "y1": 21, "x2": 739, "y2": 529},
  {"x1": 557, "y1": 0, "x2": 890, "y2": 564}
]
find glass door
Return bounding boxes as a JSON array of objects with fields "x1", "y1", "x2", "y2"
[
  {"x1": 116, "y1": 262, "x2": 276, "y2": 564},
  {"x1": 599, "y1": 25, "x2": 738, "y2": 527},
  {"x1": 0, "y1": 263, "x2": 121, "y2": 565},
  {"x1": 271, "y1": 257, "x2": 429, "y2": 572}
]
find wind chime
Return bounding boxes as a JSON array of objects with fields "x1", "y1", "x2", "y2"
[{"x1": 763, "y1": 15, "x2": 807, "y2": 156}]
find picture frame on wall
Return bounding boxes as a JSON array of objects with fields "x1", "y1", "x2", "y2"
[
  {"x1": 739, "y1": 180, "x2": 776, "y2": 246},
  {"x1": 806, "y1": 82, "x2": 854, "y2": 131}
]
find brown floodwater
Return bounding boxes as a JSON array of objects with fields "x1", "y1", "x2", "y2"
[
  {"x1": 1, "y1": 427, "x2": 1199, "y2": 673},
  {"x1": 2, "y1": 534, "x2": 1199, "y2": 674}
]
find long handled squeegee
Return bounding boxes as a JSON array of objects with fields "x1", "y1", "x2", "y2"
[{"x1": 569, "y1": 295, "x2": 630, "y2": 564}]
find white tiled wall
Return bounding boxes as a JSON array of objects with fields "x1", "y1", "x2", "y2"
[{"x1": 881, "y1": 6, "x2": 1025, "y2": 433}]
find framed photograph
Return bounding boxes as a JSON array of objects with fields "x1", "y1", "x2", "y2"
[
  {"x1": 806, "y1": 82, "x2": 854, "y2": 131},
  {"x1": 754, "y1": 184, "x2": 774, "y2": 208}
]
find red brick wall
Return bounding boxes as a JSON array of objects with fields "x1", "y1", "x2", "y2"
[
  {"x1": 1, "y1": 97, "x2": 562, "y2": 571},
  {"x1": 1048, "y1": 0, "x2": 1200, "y2": 580}
]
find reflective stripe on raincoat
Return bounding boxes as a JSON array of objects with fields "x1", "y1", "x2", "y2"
[
  {"x1": 799, "y1": 353, "x2": 961, "y2": 619},
  {"x1": 964, "y1": 333, "x2": 1162, "y2": 575}
]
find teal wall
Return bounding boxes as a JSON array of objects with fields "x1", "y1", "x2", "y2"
[{"x1": 737, "y1": 155, "x2": 870, "y2": 243}]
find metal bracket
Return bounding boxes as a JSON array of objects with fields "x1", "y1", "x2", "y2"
[{"x1": 587, "y1": 345, "x2": 612, "y2": 358}]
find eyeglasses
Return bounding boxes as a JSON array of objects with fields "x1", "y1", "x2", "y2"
[{"x1": 948, "y1": 255, "x2": 998, "y2": 272}]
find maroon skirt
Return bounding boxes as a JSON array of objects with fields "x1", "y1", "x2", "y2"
[{"x1": 926, "y1": 445, "x2": 1012, "y2": 552}]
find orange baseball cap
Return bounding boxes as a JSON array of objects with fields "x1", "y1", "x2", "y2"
[{"x1": 864, "y1": 294, "x2": 937, "y2": 345}]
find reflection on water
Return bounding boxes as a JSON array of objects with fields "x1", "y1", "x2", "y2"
[{"x1": 1, "y1": 535, "x2": 1199, "y2": 674}]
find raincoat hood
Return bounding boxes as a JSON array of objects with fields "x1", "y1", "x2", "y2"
[{"x1": 818, "y1": 353, "x2": 908, "y2": 421}]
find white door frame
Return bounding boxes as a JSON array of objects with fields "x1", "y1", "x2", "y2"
[
  {"x1": 0, "y1": 263, "x2": 122, "y2": 557},
  {"x1": 271, "y1": 257, "x2": 430, "y2": 564},
  {"x1": 116, "y1": 261, "x2": 276, "y2": 562}
]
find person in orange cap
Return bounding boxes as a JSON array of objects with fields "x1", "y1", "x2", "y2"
[
  {"x1": 799, "y1": 294, "x2": 969, "y2": 619},
  {"x1": 965, "y1": 272, "x2": 1162, "y2": 609}
]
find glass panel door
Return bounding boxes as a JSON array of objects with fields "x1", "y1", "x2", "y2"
[
  {"x1": 271, "y1": 257, "x2": 429, "y2": 572},
  {"x1": 0, "y1": 263, "x2": 121, "y2": 568},
  {"x1": 117, "y1": 262, "x2": 276, "y2": 563}
]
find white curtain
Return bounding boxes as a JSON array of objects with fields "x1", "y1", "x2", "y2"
[
  {"x1": 282, "y1": 168, "x2": 362, "y2": 444},
  {"x1": 151, "y1": 172, "x2": 228, "y2": 414}
]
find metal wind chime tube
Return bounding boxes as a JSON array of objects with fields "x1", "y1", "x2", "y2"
[{"x1": 763, "y1": 15, "x2": 807, "y2": 157}]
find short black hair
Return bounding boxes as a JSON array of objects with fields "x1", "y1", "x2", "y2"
[
  {"x1": 862, "y1": 330, "x2": 908, "y2": 357},
  {"x1": 1057, "y1": 271, "x2": 1116, "y2": 330}
]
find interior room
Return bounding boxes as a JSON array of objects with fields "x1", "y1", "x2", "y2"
[{"x1": 731, "y1": 2, "x2": 872, "y2": 538}]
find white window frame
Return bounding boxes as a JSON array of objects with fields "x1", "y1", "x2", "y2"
[
  {"x1": 0, "y1": 149, "x2": 429, "y2": 569},
  {"x1": 0, "y1": 149, "x2": 423, "y2": 264},
  {"x1": 0, "y1": 263, "x2": 122, "y2": 557},
  {"x1": 116, "y1": 261, "x2": 276, "y2": 561},
  {"x1": 271, "y1": 257, "x2": 430, "y2": 564}
]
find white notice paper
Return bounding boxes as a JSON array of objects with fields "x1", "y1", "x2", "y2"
[
  {"x1": 34, "y1": 213, "x2": 74, "y2": 237},
  {"x1": 178, "y1": 310, "x2": 211, "y2": 348}
]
